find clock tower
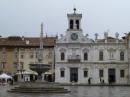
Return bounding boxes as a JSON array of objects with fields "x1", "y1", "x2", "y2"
[
  {"x1": 66, "y1": 8, "x2": 83, "y2": 42},
  {"x1": 67, "y1": 8, "x2": 82, "y2": 31}
]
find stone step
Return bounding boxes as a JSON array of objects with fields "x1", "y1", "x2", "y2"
[
  {"x1": 8, "y1": 87, "x2": 70, "y2": 93},
  {"x1": 10, "y1": 88, "x2": 68, "y2": 91},
  {"x1": 8, "y1": 90, "x2": 70, "y2": 93},
  {"x1": 8, "y1": 83, "x2": 70, "y2": 93},
  {"x1": 14, "y1": 87, "x2": 64, "y2": 89},
  {"x1": 8, "y1": 89, "x2": 70, "y2": 93}
]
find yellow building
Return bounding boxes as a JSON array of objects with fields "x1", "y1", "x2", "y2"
[{"x1": 0, "y1": 36, "x2": 57, "y2": 82}]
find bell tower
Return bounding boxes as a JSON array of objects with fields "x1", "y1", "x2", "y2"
[{"x1": 67, "y1": 8, "x2": 82, "y2": 31}]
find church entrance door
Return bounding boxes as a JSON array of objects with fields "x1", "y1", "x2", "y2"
[{"x1": 70, "y1": 68, "x2": 78, "y2": 82}]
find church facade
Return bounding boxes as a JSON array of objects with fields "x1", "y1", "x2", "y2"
[{"x1": 55, "y1": 9, "x2": 130, "y2": 84}]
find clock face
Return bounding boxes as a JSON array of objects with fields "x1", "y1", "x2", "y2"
[{"x1": 71, "y1": 33, "x2": 78, "y2": 40}]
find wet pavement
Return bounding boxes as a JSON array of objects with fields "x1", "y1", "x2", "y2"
[{"x1": 0, "y1": 85, "x2": 130, "y2": 97}]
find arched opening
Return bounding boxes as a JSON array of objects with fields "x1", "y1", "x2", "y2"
[
  {"x1": 120, "y1": 51, "x2": 124, "y2": 61},
  {"x1": 61, "y1": 52, "x2": 65, "y2": 60},
  {"x1": 84, "y1": 52, "x2": 88, "y2": 61},
  {"x1": 76, "y1": 20, "x2": 79, "y2": 29},
  {"x1": 70, "y1": 20, "x2": 73, "y2": 29}
]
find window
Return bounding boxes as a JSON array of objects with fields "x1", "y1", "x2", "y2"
[
  {"x1": 60, "y1": 70, "x2": 65, "y2": 77},
  {"x1": 99, "y1": 51, "x2": 103, "y2": 61},
  {"x1": 84, "y1": 70, "x2": 88, "y2": 77},
  {"x1": 76, "y1": 20, "x2": 79, "y2": 29},
  {"x1": 20, "y1": 48, "x2": 24, "y2": 51},
  {"x1": 84, "y1": 52, "x2": 88, "y2": 61},
  {"x1": 120, "y1": 51, "x2": 124, "y2": 61},
  {"x1": 70, "y1": 20, "x2": 73, "y2": 29},
  {"x1": 14, "y1": 52, "x2": 18, "y2": 58},
  {"x1": 99, "y1": 70, "x2": 103, "y2": 77},
  {"x1": 30, "y1": 48, "x2": 34, "y2": 58},
  {"x1": 20, "y1": 54, "x2": 24, "y2": 59},
  {"x1": 120, "y1": 70, "x2": 125, "y2": 78},
  {"x1": 2, "y1": 48, "x2": 6, "y2": 59},
  {"x1": 20, "y1": 48, "x2": 24, "y2": 59},
  {"x1": 2, "y1": 52, "x2": 6, "y2": 59},
  {"x1": 1, "y1": 62, "x2": 6, "y2": 69},
  {"x1": 2, "y1": 48, "x2": 6, "y2": 52},
  {"x1": 20, "y1": 62, "x2": 24, "y2": 70},
  {"x1": 61, "y1": 52, "x2": 65, "y2": 60},
  {"x1": 13, "y1": 62, "x2": 17, "y2": 69},
  {"x1": 14, "y1": 48, "x2": 18, "y2": 58}
]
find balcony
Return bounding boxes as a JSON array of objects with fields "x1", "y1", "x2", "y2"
[{"x1": 68, "y1": 55, "x2": 81, "y2": 63}]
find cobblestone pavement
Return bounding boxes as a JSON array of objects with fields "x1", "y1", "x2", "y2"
[{"x1": 0, "y1": 85, "x2": 130, "y2": 97}]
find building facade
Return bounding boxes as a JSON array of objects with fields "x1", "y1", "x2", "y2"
[
  {"x1": 0, "y1": 35, "x2": 56, "y2": 82},
  {"x1": 55, "y1": 9, "x2": 130, "y2": 84}
]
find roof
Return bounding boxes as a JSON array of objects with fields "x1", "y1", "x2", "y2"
[{"x1": 0, "y1": 36, "x2": 57, "y2": 47}]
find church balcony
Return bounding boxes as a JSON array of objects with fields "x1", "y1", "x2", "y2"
[{"x1": 68, "y1": 55, "x2": 81, "y2": 63}]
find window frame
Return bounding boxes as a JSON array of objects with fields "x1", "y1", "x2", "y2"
[
  {"x1": 120, "y1": 51, "x2": 124, "y2": 61},
  {"x1": 20, "y1": 62, "x2": 24, "y2": 70},
  {"x1": 84, "y1": 70, "x2": 88, "y2": 78},
  {"x1": 60, "y1": 70, "x2": 65, "y2": 77},
  {"x1": 76, "y1": 20, "x2": 79, "y2": 29},
  {"x1": 1, "y1": 62, "x2": 6, "y2": 69},
  {"x1": 120, "y1": 70, "x2": 125, "y2": 78},
  {"x1": 99, "y1": 51, "x2": 103, "y2": 61},
  {"x1": 84, "y1": 52, "x2": 88, "y2": 61},
  {"x1": 13, "y1": 62, "x2": 17, "y2": 69},
  {"x1": 70, "y1": 19, "x2": 74, "y2": 29},
  {"x1": 61, "y1": 52, "x2": 65, "y2": 61},
  {"x1": 99, "y1": 69, "x2": 104, "y2": 77}
]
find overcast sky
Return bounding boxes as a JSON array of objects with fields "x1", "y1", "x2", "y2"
[{"x1": 0, "y1": 0, "x2": 130, "y2": 39}]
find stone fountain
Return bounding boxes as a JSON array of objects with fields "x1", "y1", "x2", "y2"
[
  {"x1": 8, "y1": 23, "x2": 70, "y2": 94},
  {"x1": 29, "y1": 22, "x2": 50, "y2": 81}
]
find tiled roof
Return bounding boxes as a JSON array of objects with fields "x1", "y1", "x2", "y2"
[{"x1": 0, "y1": 36, "x2": 57, "y2": 47}]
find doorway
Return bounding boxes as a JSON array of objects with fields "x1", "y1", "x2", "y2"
[
  {"x1": 70, "y1": 68, "x2": 78, "y2": 82},
  {"x1": 108, "y1": 69, "x2": 116, "y2": 83}
]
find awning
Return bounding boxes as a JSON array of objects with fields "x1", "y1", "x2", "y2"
[
  {"x1": 0, "y1": 73, "x2": 12, "y2": 79},
  {"x1": 16, "y1": 71, "x2": 38, "y2": 75}
]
